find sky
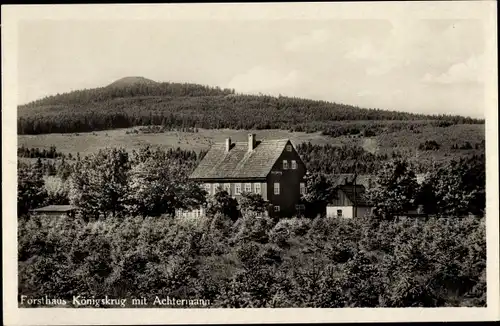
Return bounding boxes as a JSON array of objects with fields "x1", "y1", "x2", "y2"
[{"x1": 18, "y1": 17, "x2": 488, "y2": 118}]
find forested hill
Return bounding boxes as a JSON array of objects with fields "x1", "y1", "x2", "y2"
[{"x1": 18, "y1": 77, "x2": 484, "y2": 135}]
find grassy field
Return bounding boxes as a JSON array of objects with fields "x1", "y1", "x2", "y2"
[
  {"x1": 17, "y1": 127, "x2": 348, "y2": 155},
  {"x1": 18, "y1": 124, "x2": 484, "y2": 158}
]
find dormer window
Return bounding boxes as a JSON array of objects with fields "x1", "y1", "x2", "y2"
[{"x1": 283, "y1": 160, "x2": 288, "y2": 170}]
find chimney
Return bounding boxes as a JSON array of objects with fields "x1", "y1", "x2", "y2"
[
  {"x1": 248, "y1": 133, "x2": 256, "y2": 152},
  {"x1": 225, "y1": 138, "x2": 231, "y2": 152}
]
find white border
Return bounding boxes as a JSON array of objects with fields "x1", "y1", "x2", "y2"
[{"x1": 2, "y1": 3, "x2": 499, "y2": 325}]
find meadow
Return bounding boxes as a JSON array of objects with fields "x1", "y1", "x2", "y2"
[
  {"x1": 18, "y1": 127, "x2": 339, "y2": 155},
  {"x1": 18, "y1": 124, "x2": 484, "y2": 158}
]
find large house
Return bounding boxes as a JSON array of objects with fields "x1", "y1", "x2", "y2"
[{"x1": 188, "y1": 134, "x2": 307, "y2": 217}]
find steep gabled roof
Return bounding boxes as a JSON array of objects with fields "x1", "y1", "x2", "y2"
[
  {"x1": 190, "y1": 139, "x2": 289, "y2": 180},
  {"x1": 338, "y1": 185, "x2": 370, "y2": 206}
]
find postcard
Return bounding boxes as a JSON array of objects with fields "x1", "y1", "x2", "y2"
[{"x1": 2, "y1": 2, "x2": 498, "y2": 325}]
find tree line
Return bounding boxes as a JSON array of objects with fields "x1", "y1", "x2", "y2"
[
  {"x1": 18, "y1": 145, "x2": 65, "y2": 159},
  {"x1": 18, "y1": 145, "x2": 485, "y2": 221},
  {"x1": 296, "y1": 142, "x2": 395, "y2": 175}
]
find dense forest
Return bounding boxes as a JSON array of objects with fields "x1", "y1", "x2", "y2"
[
  {"x1": 18, "y1": 79, "x2": 483, "y2": 135},
  {"x1": 297, "y1": 142, "x2": 394, "y2": 175},
  {"x1": 17, "y1": 145, "x2": 486, "y2": 307}
]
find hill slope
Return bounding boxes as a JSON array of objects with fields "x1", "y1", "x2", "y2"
[
  {"x1": 18, "y1": 77, "x2": 483, "y2": 135},
  {"x1": 106, "y1": 76, "x2": 158, "y2": 88}
]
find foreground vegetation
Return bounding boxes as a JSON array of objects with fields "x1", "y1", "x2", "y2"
[{"x1": 18, "y1": 213, "x2": 485, "y2": 307}]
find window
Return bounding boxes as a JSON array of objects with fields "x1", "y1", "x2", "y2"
[
  {"x1": 286, "y1": 144, "x2": 292, "y2": 152},
  {"x1": 274, "y1": 205, "x2": 280, "y2": 212},
  {"x1": 235, "y1": 183, "x2": 242, "y2": 195},
  {"x1": 245, "y1": 183, "x2": 252, "y2": 193},
  {"x1": 204, "y1": 183, "x2": 211, "y2": 195},
  {"x1": 291, "y1": 160, "x2": 297, "y2": 169},
  {"x1": 274, "y1": 182, "x2": 280, "y2": 195},
  {"x1": 224, "y1": 183, "x2": 231, "y2": 194},
  {"x1": 337, "y1": 209, "x2": 343, "y2": 217},
  {"x1": 296, "y1": 204, "x2": 305, "y2": 214},
  {"x1": 213, "y1": 183, "x2": 220, "y2": 193},
  {"x1": 300, "y1": 182, "x2": 305, "y2": 195},
  {"x1": 283, "y1": 160, "x2": 288, "y2": 170},
  {"x1": 254, "y1": 183, "x2": 261, "y2": 194}
]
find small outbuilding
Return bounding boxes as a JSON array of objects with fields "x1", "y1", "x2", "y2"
[
  {"x1": 326, "y1": 185, "x2": 372, "y2": 219},
  {"x1": 30, "y1": 205, "x2": 79, "y2": 217}
]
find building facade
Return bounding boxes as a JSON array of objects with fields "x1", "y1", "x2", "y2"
[
  {"x1": 326, "y1": 185, "x2": 372, "y2": 218},
  {"x1": 189, "y1": 134, "x2": 307, "y2": 217}
]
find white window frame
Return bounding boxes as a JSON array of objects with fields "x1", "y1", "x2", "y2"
[
  {"x1": 283, "y1": 160, "x2": 288, "y2": 170},
  {"x1": 254, "y1": 183, "x2": 261, "y2": 194},
  {"x1": 286, "y1": 144, "x2": 292, "y2": 152},
  {"x1": 204, "y1": 183, "x2": 211, "y2": 195},
  {"x1": 235, "y1": 183, "x2": 242, "y2": 195},
  {"x1": 213, "y1": 183, "x2": 220, "y2": 193},
  {"x1": 291, "y1": 160, "x2": 297, "y2": 169},
  {"x1": 337, "y1": 209, "x2": 343, "y2": 217},
  {"x1": 300, "y1": 182, "x2": 305, "y2": 195},
  {"x1": 274, "y1": 182, "x2": 280, "y2": 195},
  {"x1": 274, "y1": 205, "x2": 280, "y2": 212},
  {"x1": 245, "y1": 183, "x2": 252, "y2": 193}
]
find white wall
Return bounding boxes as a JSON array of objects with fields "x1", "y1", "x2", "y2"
[
  {"x1": 326, "y1": 206, "x2": 354, "y2": 218},
  {"x1": 326, "y1": 206, "x2": 371, "y2": 218}
]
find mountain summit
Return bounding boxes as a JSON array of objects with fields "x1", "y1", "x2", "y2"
[{"x1": 106, "y1": 76, "x2": 158, "y2": 88}]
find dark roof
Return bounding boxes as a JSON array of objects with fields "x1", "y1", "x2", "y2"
[
  {"x1": 330, "y1": 173, "x2": 357, "y2": 187},
  {"x1": 355, "y1": 174, "x2": 376, "y2": 189},
  {"x1": 190, "y1": 139, "x2": 289, "y2": 180},
  {"x1": 338, "y1": 185, "x2": 370, "y2": 206},
  {"x1": 31, "y1": 205, "x2": 78, "y2": 212}
]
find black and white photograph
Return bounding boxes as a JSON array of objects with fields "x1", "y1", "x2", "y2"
[{"x1": 2, "y1": 2, "x2": 498, "y2": 325}]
